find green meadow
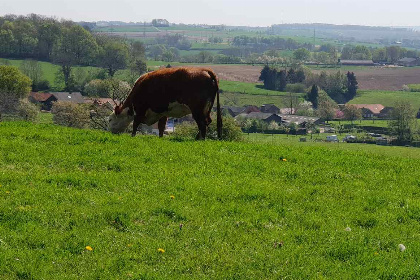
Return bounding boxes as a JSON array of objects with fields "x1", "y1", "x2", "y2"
[
  {"x1": 349, "y1": 90, "x2": 420, "y2": 108},
  {"x1": 219, "y1": 80, "x2": 304, "y2": 97},
  {"x1": 1, "y1": 121, "x2": 420, "y2": 279}
]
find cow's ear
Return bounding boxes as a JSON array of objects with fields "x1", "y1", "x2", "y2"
[{"x1": 114, "y1": 106, "x2": 121, "y2": 115}]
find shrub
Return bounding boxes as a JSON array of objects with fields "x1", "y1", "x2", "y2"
[
  {"x1": 33, "y1": 80, "x2": 50, "y2": 92},
  {"x1": 172, "y1": 122, "x2": 198, "y2": 140},
  {"x1": 173, "y1": 116, "x2": 243, "y2": 141},
  {"x1": 84, "y1": 78, "x2": 131, "y2": 99},
  {"x1": 17, "y1": 99, "x2": 39, "y2": 122},
  {"x1": 84, "y1": 79, "x2": 109, "y2": 97},
  {"x1": 51, "y1": 101, "x2": 90, "y2": 129},
  {"x1": 285, "y1": 83, "x2": 306, "y2": 93},
  {"x1": 208, "y1": 115, "x2": 243, "y2": 141},
  {"x1": 408, "y1": 84, "x2": 420, "y2": 92}
]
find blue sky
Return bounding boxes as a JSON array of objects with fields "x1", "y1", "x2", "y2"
[{"x1": 1, "y1": 0, "x2": 420, "y2": 27}]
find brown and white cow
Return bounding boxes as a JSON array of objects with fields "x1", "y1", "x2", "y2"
[{"x1": 108, "y1": 67, "x2": 222, "y2": 140}]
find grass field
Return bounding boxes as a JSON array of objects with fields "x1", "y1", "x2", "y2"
[
  {"x1": 219, "y1": 80, "x2": 303, "y2": 96},
  {"x1": 349, "y1": 90, "x2": 420, "y2": 108},
  {"x1": 1, "y1": 121, "x2": 420, "y2": 279},
  {"x1": 220, "y1": 92, "x2": 292, "y2": 108}
]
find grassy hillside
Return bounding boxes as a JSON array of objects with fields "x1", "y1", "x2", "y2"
[
  {"x1": 349, "y1": 90, "x2": 420, "y2": 108},
  {"x1": 1, "y1": 122, "x2": 420, "y2": 279}
]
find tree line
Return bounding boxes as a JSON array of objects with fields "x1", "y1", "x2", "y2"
[
  {"x1": 259, "y1": 65, "x2": 358, "y2": 104},
  {"x1": 0, "y1": 14, "x2": 147, "y2": 91}
]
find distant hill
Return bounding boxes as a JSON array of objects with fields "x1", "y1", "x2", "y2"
[{"x1": 270, "y1": 23, "x2": 420, "y2": 47}]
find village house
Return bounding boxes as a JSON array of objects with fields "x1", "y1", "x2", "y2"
[
  {"x1": 50, "y1": 92, "x2": 86, "y2": 104},
  {"x1": 242, "y1": 105, "x2": 260, "y2": 114},
  {"x1": 29, "y1": 92, "x2": 57, "y2": 111},
  {"x1": 260, "y1": 104, "x2": 280, "y2": 114},
  {"x1": 85, "y1": 98, "x2": 115, "y2": 110},
  {"x1": 378, "y1": 107, "x2": 394, "y2": 119},
  {"x1": 352, "y1": 104, "x2": 385, "y2": 118},
  {"x1": 235, "y1": 112, "x2": 282, "y2": 124},
  {"x1": 396, "y1": 57, "x2": 420, "y2": 67},
  {"x1": 221, "y1": 106, "x2": 245, "y2": 117},
  {"x1": 280, "y1": 115, "x2": 321, "y2": 126}
]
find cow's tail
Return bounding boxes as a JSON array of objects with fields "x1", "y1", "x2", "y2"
[{"x1": 208, "y1": 70, "x2": 222, "y2": 140}]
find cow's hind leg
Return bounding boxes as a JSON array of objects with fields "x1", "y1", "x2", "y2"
[
  {"x1": 158, "y1": 116, "x2": 167, "y2": 137},
  {"x1": 192, "y1": 113, "x2": 209, "y2": 140}
]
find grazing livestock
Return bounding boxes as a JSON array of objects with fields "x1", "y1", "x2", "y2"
[{"x1": 108, "y1": 67, "x2": 222, "y2": 139}]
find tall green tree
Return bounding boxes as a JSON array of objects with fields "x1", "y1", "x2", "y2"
[
  {"x1": 52, "y1": 25, "x2": 98, "y2": 91},
  {"x1": 346, "y1": 71, "x2": 358, "y2": 101},
  {"x1": 389, "y1": 101, "x2": 416, "y2": 143},
  {"x1": 97, "y1": 41, "x2": 129, "y2": 77},
  {"x1": 276, "y1": 70, "x2": 287, "y2": 91},
  {"x1": 0, "y1": 65, "x2": 32, "y2": 113},
  {"x1": 342, "y1": 104, "x2": 362, "y2": 124},
  {"x1": 307, "y1": 85, "x2": 319, "y2": 109},
  {"x1": 293, "y1": 48, "x2": 310, "y2": 62},
  {"x1": 19, "y1": 59, "x2": 44, "y2": 91}
]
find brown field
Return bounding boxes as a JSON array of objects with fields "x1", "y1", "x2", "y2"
[{"x1": 202, "y1": 65, "x2": 420, "y2": 91}]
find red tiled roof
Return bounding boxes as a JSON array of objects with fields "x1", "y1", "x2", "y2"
[
  {"x1": 93, "y1": 98, "x2": 115, "y2": 106},
  {"x1": 30, "y1": 92, "x2": 53, "y2": 102},
  {"x1": 352, "y1": 104, "x2": 385, "y2": 114}
]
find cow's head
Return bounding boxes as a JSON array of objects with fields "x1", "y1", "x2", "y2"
[{"x1": 108, "y1": 105, "x2": 133, "y2": 134}]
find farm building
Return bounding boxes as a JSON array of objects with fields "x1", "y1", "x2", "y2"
[
  {"x1": 29, "y1": 92, "x2": 57, "y2": 111},
  {"x1": 50, "y1": 92, "x2": 85, "y2": 104},
  {"x1": 340, "y1": 60, "x2": 375, "y2": 66},
  {"x1": 85, "y1": 98, "x2": 115, "y2": 110},
  {"x1": 379, "y1": 107, "x2": 394, "y2": 119},
  {"x1": 235, "y1": 112, "x2": 283, "y2": 124},
  {"x1": 396, "y1": 57, "x2": 420, "y2": 67},
  {"x1": 242, "y1": 105, "x2": 260, "y2": 114},
  {"x1": 352, "y1": 104, "x2": 385, "y2": 118},
  {"x1": 280, "y1": 115, "x2": 321, "y2": 126},
  {"x1": 221, "y1": 106, "x2": 245, "y2": 117},
  {"x1": 260, "y1": 104, "x2": 280, "y2": 114}
]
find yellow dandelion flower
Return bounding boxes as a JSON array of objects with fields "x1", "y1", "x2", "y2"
[
  {"x1": 85, "y1": 245, "x2": 93, "y2": 251},
  {"x1": 5, "y1": 191, "x2": 10, "y2": 194},
  {"x1": 127, "y1": 243, "x2": 133, "y2": 247},
  {"x1": 170, "y1": 195, "x2": 175, "y2": 199},
  {"x1": 157, "y1": 248, "x2": 165, "y2": 253},
  {"x1": 283, "y1": 158, "x2": 287, "y2": 162},
  {"x1": 374, "y1": 252, "x2": 379, "y2": 256}
]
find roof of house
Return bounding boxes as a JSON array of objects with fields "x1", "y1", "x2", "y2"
[
  {"x1": 221, "y1": 106, "x2": 244, "y2": 114},
  {"x1": 380, "y1": 106, "x2": 394, "y2": 112},
  {"x1": 236, "y1": 112, "x2": 280, "y2": 120},
  {"x1": 352, "y1": 104, "x2": 385, "y2": 114},
  {"x1": 397, "y1": 57, "x2": 418, "y2": 63},
  {"x1": 261, "y1": 104, "x2": 280, "y2": 110},
  {"x1": 29, "y1": 92, "x2": 54, "y2": 102},
  {"x1": 50, "y1": 92, "x2": 85, "y2": 103},
  {"x1": 280, "y1": 115, "x2": 320, "y2": 125}
]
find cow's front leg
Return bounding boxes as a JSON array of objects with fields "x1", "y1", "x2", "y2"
[
  {"x1": 158, "y1": 116, "x2": 167, "y2": 137},
  {"x1": 132, "y1": 115, "x2": 142, "y2": 137}
]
